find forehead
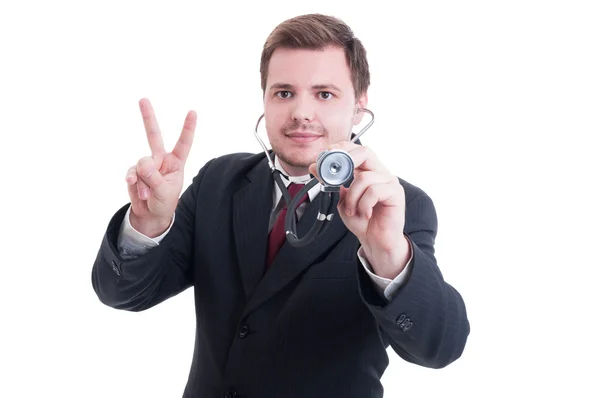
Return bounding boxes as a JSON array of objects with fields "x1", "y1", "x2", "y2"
[{"x1": 266, "y1": 46, "x2": 353, "y2": 89}]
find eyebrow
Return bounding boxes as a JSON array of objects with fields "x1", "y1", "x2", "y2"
[{"x1": 269, "y1": 83, "x2": 342, "y2": 92}]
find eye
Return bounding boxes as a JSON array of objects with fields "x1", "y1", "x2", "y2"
[
  {"x1": 276, "y1": 91, "x2": 293, "y2": 99},
  {"x1": 318, "y1": 92, "x2": 333, "y2": 100}
]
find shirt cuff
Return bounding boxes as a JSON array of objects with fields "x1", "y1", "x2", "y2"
[
  {"x1": 357, "y1": 238, "x2": 414, "y2": 301},
  {"x1": 117, "y1": 205, "x2": 175, "y2": 259}
]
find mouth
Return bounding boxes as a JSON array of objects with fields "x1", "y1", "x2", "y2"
[{"x1": 286, "y1": 132, "x2": 322, "y2": 143}]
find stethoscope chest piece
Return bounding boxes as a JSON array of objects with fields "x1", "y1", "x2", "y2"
[{"x1": 316, "y1": 149, "x2": 354, "y2": 188}]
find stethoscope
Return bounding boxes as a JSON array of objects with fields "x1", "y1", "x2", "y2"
[{"x1": 254, "y1": 108, "x2": 375, "y2": 247}]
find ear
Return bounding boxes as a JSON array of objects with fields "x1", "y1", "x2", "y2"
[{"x1": 353, "y1": 91, "x2": 369, "y2": 125}]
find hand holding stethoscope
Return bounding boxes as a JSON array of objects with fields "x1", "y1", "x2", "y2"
[{"x1": 308, "y1": 137, "x2": 410, "y2": 280}]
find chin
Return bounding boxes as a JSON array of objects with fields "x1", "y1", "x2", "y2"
[
  {"x1": 272, "y1": 140, "x2": 319, "y2": 163},
  {"x1": 277, "y1": 150, "x2": 320, "y2": 169}
]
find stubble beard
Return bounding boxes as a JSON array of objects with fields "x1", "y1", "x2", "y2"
[
  {"x1": 276, "y1": 150, "x2": 316, "y2": 169},
  {"x1": 273, "y1": 121, "x2": 328, "y2": 169}
]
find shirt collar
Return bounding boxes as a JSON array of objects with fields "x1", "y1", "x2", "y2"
[{"x1": 272, "y1": 155, "x2": 322, "y2": 206}]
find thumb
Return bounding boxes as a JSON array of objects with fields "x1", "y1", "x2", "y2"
[{"x1": 136, "y1": 157, "x2": 165, "y2": 191}]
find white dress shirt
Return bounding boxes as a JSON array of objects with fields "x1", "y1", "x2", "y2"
[{"x1": 117, "y1": 156, "x2": 413, "y2": 301}]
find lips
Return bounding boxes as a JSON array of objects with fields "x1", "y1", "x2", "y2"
[
  {"x1": 287, "y1": 132, "x2": 321, "y2": 138},
  {"x1": 286, "y1": 132, "x2": 322, "y2": 143}
]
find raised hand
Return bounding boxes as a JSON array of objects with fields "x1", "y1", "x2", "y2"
[
  {"x1": 124, "y1": 98, "x2": 197, "y2": 237},
  {"x1": 309, "y1": 142, "x2": 411, "y2": 279}
]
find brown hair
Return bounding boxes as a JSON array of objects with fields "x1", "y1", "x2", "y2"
[{"x1": 260, "y1": 14, "x2": 370, "y2": 100}]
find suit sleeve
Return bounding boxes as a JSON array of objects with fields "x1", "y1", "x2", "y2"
[
  {"x1": 357, "y1": 192, "x2": 470, "y2": 369},
  {"x1": 91, "y1": 159, "x2": 213, "y2": 312}
]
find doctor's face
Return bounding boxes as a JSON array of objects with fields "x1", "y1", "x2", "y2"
[{"x1": 263, "y1": 46, "x2": 367, "y2": 176}]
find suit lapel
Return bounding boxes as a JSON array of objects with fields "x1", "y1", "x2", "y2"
[
  {"x1": 232, "y1": 156, "x2": 273, "y2": 300},
  {"x1": 242, "y1": 191, "x2": 348, "y2": 317}
]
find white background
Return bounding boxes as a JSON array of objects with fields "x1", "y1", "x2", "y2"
[{"x1": 1, "y1": 0, "x2": 599, "y2": 397}]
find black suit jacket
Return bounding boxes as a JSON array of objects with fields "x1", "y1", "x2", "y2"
[{"x1": 92, "y1": 152, "x2": 469, "y2": 398}]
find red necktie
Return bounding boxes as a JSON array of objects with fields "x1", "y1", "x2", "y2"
[{"x1": 266, "y1": 183, "x2": 309, "y2": 268}]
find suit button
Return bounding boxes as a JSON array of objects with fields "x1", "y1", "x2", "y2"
[
  {"x1": 223, "y1": 388, "x2": 237, "y2": 398},
  {"x1": 239, "y1": 325, "x2": 249, "y2": 339},
  {"x1": 395, "y1": 313, "x2": 407, "y2": 326},
  {"x1": 396, "y1": 313, "x2": 414, "y2": 331}
]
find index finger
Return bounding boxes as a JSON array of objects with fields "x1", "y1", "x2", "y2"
[{"x1": 139, "y1": 98, "x2": 166, "y2": 157}]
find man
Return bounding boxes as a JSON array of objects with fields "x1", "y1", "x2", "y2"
[{"x1": 92, "y1": 13, "x2": 470, "y2": 398}]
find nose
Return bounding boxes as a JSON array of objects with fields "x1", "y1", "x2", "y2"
[{"x1": 291, "y1": 96, "x2": 314, "y2": 123}]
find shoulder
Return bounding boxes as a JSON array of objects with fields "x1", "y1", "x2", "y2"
[
  {"x1": 189, "y1": 151, "x2": 269, "y2": 196},
  {"x1": 198, "y1": 152, "x2": 266, "y2": 179},
  {"x1": 397, "y1": 177, "x2": 430, "y2": 204},
  {"x1": 397, "y1": 176, "x2": 439, "y2": 234}
]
